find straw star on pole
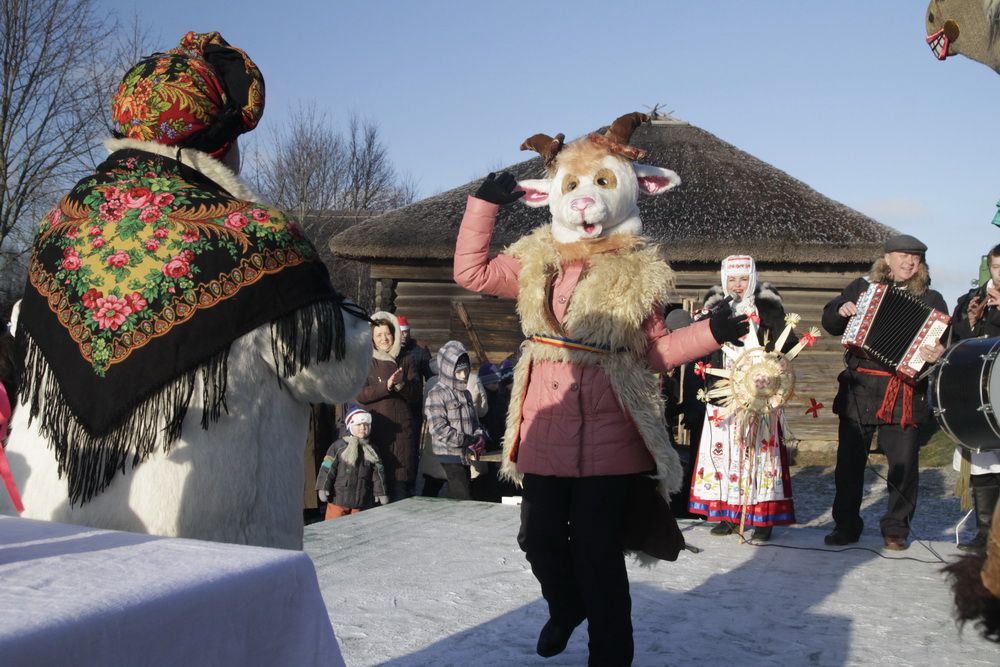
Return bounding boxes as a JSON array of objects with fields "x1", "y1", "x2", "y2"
[{"x1": 695, "y1": 313, "x2": 822, "y2": 418}]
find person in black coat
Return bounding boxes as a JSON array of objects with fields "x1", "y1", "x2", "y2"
[{"x1": 821, "y1": 234, "x2": 947, "y2": 551}]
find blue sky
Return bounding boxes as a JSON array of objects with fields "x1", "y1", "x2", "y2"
[{"x1": 103, "y1": 1, "x2": 1000, "y2": 307}]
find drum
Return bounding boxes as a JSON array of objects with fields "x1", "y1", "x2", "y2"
[{"x1": 932, "y1": 336, "x2": 1000, "y2": 451}]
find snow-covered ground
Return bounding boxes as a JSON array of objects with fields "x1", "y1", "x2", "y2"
[{"x1": 305, "y1": 465, "x2": 997, "y2": 666}]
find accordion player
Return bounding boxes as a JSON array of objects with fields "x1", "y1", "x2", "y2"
[
  {"x1": 841, "y1": 282, "x2": 951, "y2": 379},
  {"x1": 820, "y1": 235, "x2": 948, "y2": 551}
]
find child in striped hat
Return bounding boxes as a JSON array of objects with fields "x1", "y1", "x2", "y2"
[{"x1": 316, "y1": 406, "x2": 388, "y2": 520}]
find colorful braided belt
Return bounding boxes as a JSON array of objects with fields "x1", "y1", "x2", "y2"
[{"x1": 529, "y1": 334, "x2": 625, "y2": 354}]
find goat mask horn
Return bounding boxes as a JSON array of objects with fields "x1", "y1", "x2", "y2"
[
  {"x1": 588, "y1": 112, "x2": 649, "y2": 162},
  {"x1": 606, "y1": 112, "x2": 649, "y2": 144},
  {"x1": 520, "y1": 133, "x2": 565, "y2": 168}
]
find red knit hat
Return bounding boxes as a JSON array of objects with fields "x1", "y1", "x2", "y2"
[{"x1": 396, "y1": 315, "x2": 410, "y2": 331}]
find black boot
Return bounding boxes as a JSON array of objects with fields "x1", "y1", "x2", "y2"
[
  {"x1": 710, "y1": 520, "x2": 734, "y2": 536},
  {"x1": 751, "y1": 526, "x2": 772, "y2": 542},
  {"x1": 958, "y1": 483, "x2": 1000, "y2": 553},
  {"x1": 536, "y1": 618, "x2": 579, "y2": 658}
]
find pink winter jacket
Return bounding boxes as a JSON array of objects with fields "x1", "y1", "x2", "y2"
[{"x1": 454, "y1": 196, "x2": 720, "y2": 478}]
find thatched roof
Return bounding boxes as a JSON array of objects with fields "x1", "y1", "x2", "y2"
[
  {"x1": 329, "y1": 118, "x2": 894, "y2": 264},
  {"x1": 301, "y1": 210, "x2": 375, "y2": 266}
]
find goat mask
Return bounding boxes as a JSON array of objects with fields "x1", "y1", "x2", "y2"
[{"x1": 517, "y1": 112, "x2": 680, "y2": 244}]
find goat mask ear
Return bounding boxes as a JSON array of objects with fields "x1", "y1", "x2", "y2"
[
  {"x1": 517, "y1": 179, "x2": 551, "y2": 207},
  {"x1": 633, "y1": 164, "x2": 680, "y2": 196}
]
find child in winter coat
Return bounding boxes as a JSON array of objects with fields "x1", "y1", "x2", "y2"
[
  {"x1": 424, "y1": 341, "x2": 487, "y2": 500},
  {"x1": 316, "y1": 406, "x2": 388, "y2": 520}
]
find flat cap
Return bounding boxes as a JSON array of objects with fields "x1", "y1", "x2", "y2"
[{"x1": 884, "y1": 234, "x2": 927, "y2": 254}]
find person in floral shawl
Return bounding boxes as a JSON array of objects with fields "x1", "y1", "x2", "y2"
[{"x1": 0, "y1": 32, "x2": 371, "y2": 549}]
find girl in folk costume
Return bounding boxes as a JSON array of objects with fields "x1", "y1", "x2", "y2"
[
  {"x1": 689, "y1": 255, "x2": 797, "y2": 541},
  {"x1": 454, "y1": 112, "x2": 747, "y2": 664}
]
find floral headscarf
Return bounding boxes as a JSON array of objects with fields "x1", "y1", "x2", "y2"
[{"x1": 111, "y1": 31, "x2": 265, "y2": 158}]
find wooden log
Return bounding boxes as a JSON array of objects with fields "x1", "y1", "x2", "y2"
[{"x1": 452, "y1": 301, "x2": 490, "y2": 365}]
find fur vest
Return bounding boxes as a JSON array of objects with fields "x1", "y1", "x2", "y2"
[{"x1": 500, "y1": 226, "x2": 685, "y2": 495}]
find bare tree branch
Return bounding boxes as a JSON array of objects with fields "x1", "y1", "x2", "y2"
[
  {"x1": 0, "y1": 0, "x2": 155, "y2": 313},
  {"x1": 249, "y1": 105, "x2": 347, "y2": 233},
  {"x1": 249, "y1": 109, "x2": 417, "y2": 227}
]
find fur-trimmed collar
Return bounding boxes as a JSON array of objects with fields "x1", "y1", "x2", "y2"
[
  {"x1": 867, "y1": 258, "x2": 930, "y2": 296},
  {"x1": 552, "y1": 233, "x2": 647, "y2": 263},
  {"x1": 104, "y1": 138, "x2": 261, "y2": 203}
]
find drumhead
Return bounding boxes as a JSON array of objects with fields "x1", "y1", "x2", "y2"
[{"x1": 934, "y1": 336, "x2": 1000, "y2": 451}]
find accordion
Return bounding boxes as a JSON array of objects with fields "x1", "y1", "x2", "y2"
[{"x1": 841, "y1": 283, "x2": 950, "y2": 379}]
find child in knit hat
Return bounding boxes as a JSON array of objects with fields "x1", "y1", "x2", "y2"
[{"x1": 316, "y1": 406, "x2": 389, "y2": 520}]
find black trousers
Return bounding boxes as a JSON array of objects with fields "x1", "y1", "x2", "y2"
[
  {"x1": 518, "y1": 473, "x2": 634, "y2": 666},
  {"x1": 972, "y1": 472, "x2": 1000, "y2": 486},
  {"x1": 421, "y1": 474, "x2": 446, "y2": 498},
  {"x1": 832, "y1": 418, "x2": 919, "y2": 538},
  {"x1": 388, "y1": 479, "x2": 413, "y2": 503},
  {"x1": 440, "y1": 463, "x2": 472, "y2": 500}
]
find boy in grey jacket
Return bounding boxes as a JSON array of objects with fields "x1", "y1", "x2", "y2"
[
  {"x1": 424, "y1": 341, "x2": 486, "y2": 500},
  {"x1": 316, "y1": 406, "x2": 388, "y2": 520}
]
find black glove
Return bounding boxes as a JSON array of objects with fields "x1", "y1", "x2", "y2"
[
  {"x1": 474, "y1": 172, "x2": 524, "y2": 206},
  {"x1": 708, "y1": 302, "x2": 749, "y2": 346}
]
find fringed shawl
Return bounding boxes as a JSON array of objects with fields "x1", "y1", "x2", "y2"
[{"x1": 17, "y1": 140, "x2": 348, "y2": 505}]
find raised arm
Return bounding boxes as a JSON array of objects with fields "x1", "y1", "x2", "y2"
[{"x1": 453, "y1": 195, "x2": 522, "y2": 299}]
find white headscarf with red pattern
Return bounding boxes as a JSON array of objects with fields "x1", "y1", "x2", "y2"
[{"x1": 721, "y1": 255, "x2": 758, "y2": 316}]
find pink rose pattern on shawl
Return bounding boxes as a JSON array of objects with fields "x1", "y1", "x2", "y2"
[{"x1": 31, "y1": 153, "x2": 316, "y2": 375}]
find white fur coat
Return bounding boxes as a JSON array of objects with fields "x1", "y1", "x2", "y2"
[{"x1": 0, "y1": 141, "x2": 371, "y2": 549}]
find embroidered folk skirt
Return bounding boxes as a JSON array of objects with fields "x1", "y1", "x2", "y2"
[{"x1": 688, "y1": 409, "x2": 795, "y2": 528}]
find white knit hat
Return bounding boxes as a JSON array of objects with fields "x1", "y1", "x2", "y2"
[{"x1": 345, "y1": 406, "x2": 372, "y2": 427}]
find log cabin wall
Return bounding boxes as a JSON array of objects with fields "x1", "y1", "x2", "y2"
[{"x1": 377, "y1": 263, "x2": 864, "y2": 448}]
